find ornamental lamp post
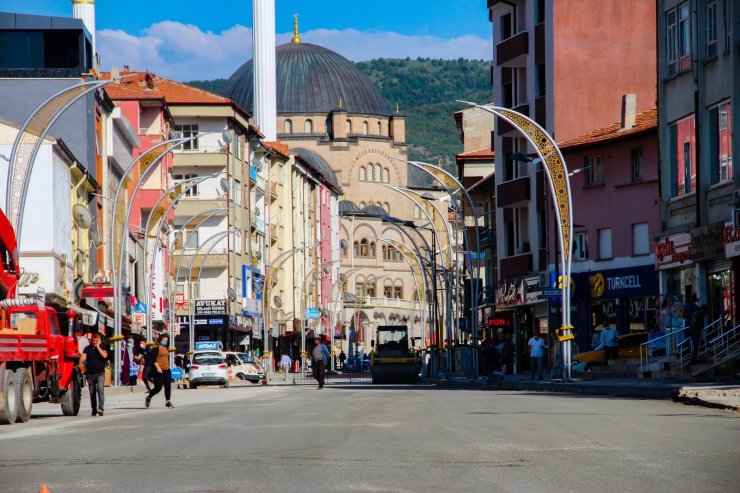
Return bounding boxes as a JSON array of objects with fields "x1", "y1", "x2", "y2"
[{"x1": 300, "y1": 260, "x2": 339, "y2": 372}]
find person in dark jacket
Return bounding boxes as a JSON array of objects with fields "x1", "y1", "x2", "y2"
[
  {"x1": 79, "y1": 332, "x2": 108, "y2": 416},
  {"x1": 689, "y1": 305, "x2": 708, "y2": 358},
  {"x1": 145, "y1": 334, "x2": 174, "y2": 409}
]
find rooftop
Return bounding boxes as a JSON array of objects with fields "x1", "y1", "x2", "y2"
[
  {"x1": 102, "y1": 71, "x2": 236, "y2": 106},
  {"x1": 558, "y1": 107, "x2": 657, "y2": 151}
]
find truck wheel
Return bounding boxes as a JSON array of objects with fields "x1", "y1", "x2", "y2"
[
  {"x1": 61, "y1": 370, "x2": 81, "y2": 416},
  {"x1": 14, "y1": 368, "x2": 33, "y2": 423},
  {"x1": 189, "y1": 382, "x2": 197, "y2": 389},
  {"x1": 0, "y1": 370, "x2": 17, "y2": 425}
]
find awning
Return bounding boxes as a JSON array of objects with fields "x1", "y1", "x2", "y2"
[{"x1": 69, "y1": 303, "x2": 98, "y2": 327}]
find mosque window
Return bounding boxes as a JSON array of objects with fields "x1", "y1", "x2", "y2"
[
  {"x1": 384, "y1": 284, "x2": 393, "y2": 298},
  {"x1": 353, "y1": 241, "x2": 359, "y2": 256},
  {"x1": 359, "y1": 201, "x2": 366, "y2": 208},
  {"x1": 284, "y1": 119, "x2": 292, "y2": 134},
  {"x1": 304, "y1": 119, "x2": 313, "y2": 133},
  {"x1": 412, "y1": 290, "x2": 420, "y2": 302},
  {"x1": 377, "y1": 121, "x2": 382, "y2": 135},
  {"x1": 369, "y1": 242, "x2": 376, "y2": 257},
  {"x1": 413, "y1": 205, "x2": 421, "y2": 219},
  {"x1": 374, "y1": 164, "x2": 381, "y2": 182},
  {"x1": 346, "y1": 120, "x2": 352, "y2": 134},
  {"x1": 393, "y1": 284, "x2": 403, "y2": 299},
  {"x1": 359, "y1": 239, "x2": 369, "y2": 257},
  {"x1": 382, "y1": 167, "x2": 389, "y2": 183},
  {"x1": 383, "y1": 202, "x2": 390, "y2": 213},
  {"x1": 359, "y1": 166, "x2": 366, "y2": 181},
  {"x1": 362, "y1": 121, "x2": 368, "y2": 136}
]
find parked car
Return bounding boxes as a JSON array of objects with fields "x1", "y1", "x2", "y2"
[
  {"x1": 223, "y1": 351, "x2": 264, "y2": 383},
  {"x1": 189, "y1": 351, "x2": 229, "y2": 388},
  {"x1": 571, "y1": 332, "x2": 650, "y2": 372}
]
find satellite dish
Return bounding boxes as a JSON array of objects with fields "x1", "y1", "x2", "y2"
[
  {"x1": 254, "y1": 251, "x2": 262, "y2": 260},
  {"x1": 219, "y1": 177, "x2": 230, "y2": 194},
  {"x1": 273, "y1": 295, "x2": 283, "y2": 308},
  {"x1": 88, "y1": 230, "x2": 103, "y2": 248},
  {"x1": 253, "y1": 207, "x2": 261, "y2": 217},
  {"x1": 252, "y1": 159, "x2": 263, "y2": 172},
  {"x1": 72, "y1": 204, "x2": 92, "y2": 229},
  {"x1": 340, "y1": 239, "x2": 348, "y2": 250},
  {"x1": 227, "y1": 287, "x2": 237, "y2": 302},
  {"x1": 221, "y1": 129, "x2": 233, "y2": 145}
]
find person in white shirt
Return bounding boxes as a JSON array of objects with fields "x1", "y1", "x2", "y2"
[
  {"x1": 527, "y1": 332, "x2": 546, "y2": 380},
  {"x1": 599, "y1": 322, "x2": 619, "y2": 364},
  {"x1": 279, "y1": 353, "x2": 292, "y2": 381}
]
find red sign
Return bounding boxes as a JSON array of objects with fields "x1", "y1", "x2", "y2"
[
  {"x1": 488, "y1": 314, "x2": 513, "y2": 328},
  {"x1": 81, "y1": 285, "x2": 114, "y2": 299}
]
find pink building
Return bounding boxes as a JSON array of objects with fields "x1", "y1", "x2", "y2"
[{"x1": 553, "y1": 105, "x2": 659, "y2": 350}]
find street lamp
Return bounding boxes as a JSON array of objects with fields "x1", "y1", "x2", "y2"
[
  {"x1": 300, "y1": 260, "x2": 339, "y2": 373},
  {"x1": 328, "y1": 266, "x2": 368, "y2": 371}
]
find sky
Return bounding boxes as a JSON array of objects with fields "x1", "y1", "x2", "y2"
[{"x1": 4, "y1": 0, "x2": 493, "y2": 81}]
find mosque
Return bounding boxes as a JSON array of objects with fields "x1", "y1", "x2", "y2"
[{"x1": 223, "y1": 17, "x2": 437, "y2": 351}]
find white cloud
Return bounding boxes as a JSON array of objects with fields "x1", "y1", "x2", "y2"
[{"x1": 97, "y1": 22, "x2": 491, "y2": 81}]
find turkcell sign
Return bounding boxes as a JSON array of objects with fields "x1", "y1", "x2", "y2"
[
  {"x1": 194, "y1": 341, "x2": 220, "y2": 351},
  {"x1": 306, "y1": 307, "x2": 320, "y2": 319}
]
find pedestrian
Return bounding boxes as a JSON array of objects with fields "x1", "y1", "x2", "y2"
[
  {"x1": 500, "y1": 336, "x2": 513, "y2": 375},
  {"x1": 689, "y1": 305, "x2": 708, "y2": 358},
  {"x1": 280, "y1": 353, "x2": 292, "y2": 380},
  {"x1": 338, "y1": 350, "x2": 346, "y2": 370},
  {"x1": 142, "y1": 341, "x2": 155, "y2": 391},
  {"x1": 131, "y1": 340, "x2": 145, "y2": 387},
  {"x1": 121, "y1": 338, "x2": 134, "y2": 386},
  {"x1": 145, "y1": 334, "x2": 174, "y2": 409},
  {"x1": 312, "y1": 337, "x2": 329, "y2": 389},
  {"x1": 126, "y1": 338, "x2": 138, "y2": 385},
  {"x1": 599, "y1": 322, "x2": 619, "y2": 364},
  {"x1": 528, "y1": 332, "x2": 545, "y2": 380},
  {"x1": 77, "y1": 329, "x2": 89, "y2": 355},
  {"x1": 591, "y1": 329, "x2": 601, "y2": 349},
  {"x1": 683, "y1": 295, "x2": 699, "y2": 326},
  {"x1": 79, "y1": 332, "x2": 108, "y2": 416}
]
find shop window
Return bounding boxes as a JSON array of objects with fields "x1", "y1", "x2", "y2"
[{"x1": 633, "y1": 223, "x2": 649, "y2": 255}]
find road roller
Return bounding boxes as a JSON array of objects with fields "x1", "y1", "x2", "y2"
[{"x1": 370, "y1": 326, "x2": 418, "y2": 384}]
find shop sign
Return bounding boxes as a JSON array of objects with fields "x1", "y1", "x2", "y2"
[
  {"x1": 655, "y1": 233, "x2": 692, "y2": 270},
  {"x1": 573, "y1": 265, "x2": 658, "y2": 300},
  {"x1": 488, "y1": 313, "x2": 513, "y2": 328},
  {"x1": 691, "y1": 222, "x2": 725, "y2": 261},
  {"x1": 523, "y1": 277, "x2": 544, "y2": 304},
  {"x1": 723, "y1": 222, "x2": 740, "y2": 259},
  {"x1": 81, "y1": 285, "x2": 114, "y2": 299},
  {"x1": 495, "y1": 278, "x2": 523, "y2": 307},
  {"x1": 194, "y1": 299, "x2": 228, "y2": 315}
]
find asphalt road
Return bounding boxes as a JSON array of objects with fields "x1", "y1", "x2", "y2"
[{"x1": 0, "y1": 380, "x2": 738, "y2": 493}]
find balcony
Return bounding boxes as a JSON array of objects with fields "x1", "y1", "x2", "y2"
[
  {"x1": 174, "y1": 198, "x2": 227, "y2": 218},
  {"x1": 269, "y1": 224, "x2": 278, "y2": 244},
  {"x1": 497, "y1": 176, "x2": 530, "y2": 208},
  {"x1": 173, "y1": 150, "x2": 227, "y2": 168},
  {"x1": 500, "y1": 252, "x2": 533, "y2": 279},
  {"x1": 479, "y1": 226, "x2": 496, "y2": 248},
  {"x1": 496, "y1": 31, "x2": 528, "y2": 67},
  {"x1": 270, "y1": 181, "x2": 278, "y2": 198},
  {"x1": 172, "y1": 250, "x2": 228, "y2": 269}
]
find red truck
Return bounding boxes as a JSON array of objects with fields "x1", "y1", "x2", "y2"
[{"x1": 0, "y1": 210, "x2": 82, "y2": 424}]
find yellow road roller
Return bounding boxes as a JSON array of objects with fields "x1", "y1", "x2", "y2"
[{"x1": 370, "y1": 326, "x2": 418, "y2": 384}]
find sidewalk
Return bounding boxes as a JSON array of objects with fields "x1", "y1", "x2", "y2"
[{"x1": 448, "y1": 374, "x2": 740, "y2": 411}]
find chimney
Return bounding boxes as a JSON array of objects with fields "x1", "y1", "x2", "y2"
[
  {"x1": 621, "y1": 94, "x2": 636, "y2": 130},
  {"x1": 252, "y1": 0, "x2": 277, "y2": 141},
  {"x1": 72, "y1": 0, "x2": 96, "y2": 58}
]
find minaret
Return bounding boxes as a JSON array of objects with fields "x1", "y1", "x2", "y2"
[
  {"x1": 252, "y1": 0, "x2": 277, "y2": 141},
  {"x1": 72, "y1": 0, "x2": 96, "y2": 56}
]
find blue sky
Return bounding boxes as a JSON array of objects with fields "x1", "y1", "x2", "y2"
[{"x1": 3, "y1": 0, "x2": 492, "y2": 80}]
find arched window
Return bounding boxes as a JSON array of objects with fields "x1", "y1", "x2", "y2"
[
  {"x1": 362, "y1": 121, "x2": 368, "y2": 135},
  {"x1": 413, "y1": 205, "x2": 421, "y2": 219},
  {"x1": 353, "y1": 241, "x2": 359, "y2": 256},
  {"x1": 304, "y1": 119, "x2": 313, "y2": 133},
  {"x1": 393, "y1": 282, "x2": 403, "y2": 299},
  {"x1": 382, "y1": 167, "x2": 389, "y2": 183},
  {"x1": 360, "y1": 239, "x2": 368, "y2": 257},
  {"x1": 381, "y1": 245, "x2": 387, "y2": 260},
  {"x1": 359, "y1": 166, "x2": 366, "y2": 181},
  {"x1": 412, "y1": 290, "x2": 420, "y2": 302},
  {"x1": 345, "y1": 120, "x2": 352, "y2": 135},
  {"x1": 369, "y1": 242, "x2": 376, "y2": 257},
  {"x1": 284, "y1": 119, "x2": 292, "y2": 134},
  {"x1": 393, "y1": 248, "x2": 402, "y2": 261},
  {"x1": 374, "y1": 164, "x2": 381, "y2": 182},
  {"x1": 383, "y1": 280, "x2": 393, "y2": 298},
  {"x1": 359, "y1": 201, "x2": 366, "y2": 208},
  {"x1": 383, "y1": 202, "x2": 390, "y2": 213},
  {"x1": 377, "y1": 121, "x2": 382, "y2": 135}
]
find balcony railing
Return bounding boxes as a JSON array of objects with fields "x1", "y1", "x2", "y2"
[
  {"x1": 496, "y1": 30, "x2": 528, "y2": 67},
  {"x1": 500, "y1": 252, "x2": 533, "y2": 279},
  {"x1": 497, "y1": 176, "x2": 530, "y2": 208}
]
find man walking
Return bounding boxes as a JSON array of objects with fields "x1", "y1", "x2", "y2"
[
  {"x1": 600, "y1": 322, "x2": 619, "y2": 364},
  {"x1": 79, "y1": 332, "x2": 108, "y2": 416},
  {"x1": 279, "y1": 353, "x2": 292, "y2": 380},
  {"x1": 689, "y1": 305, "x2": 708, "y2": 358},
  {"x1": 527, "y1": 332, "x2": 545, "y2": 380},
  {"x1": 312, "y1": 337, "x2": 329, "y2": 389}
]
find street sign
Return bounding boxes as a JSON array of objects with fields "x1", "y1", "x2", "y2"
[
  {"x1": 543, "y1": 288, "x2": 563, "y2": 297},
  {"x1": 306, "y1": 307, "x2": 320, "y2": 319}
]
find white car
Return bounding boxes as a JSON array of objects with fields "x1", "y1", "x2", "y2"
[
  {"x1": 189, "y1": 351, "x2": 229, "y2": 389},
  {"x1": 224, "y1": 351, "x2": 265, "y2": 384}
]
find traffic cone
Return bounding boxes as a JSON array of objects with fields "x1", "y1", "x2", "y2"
[
  {"x1": 39, "y1": 485, "x2": 51, "y2": 493},
  {"x1": 228, "y1": 365, "x2": 233, "y2": 381}
]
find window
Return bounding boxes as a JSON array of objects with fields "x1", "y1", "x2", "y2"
[
  {"x1": 709, "y1": 101, "x2": 733, "y2": 183},
  {"x1": 633, "y1": 223, "x2": 649, "y2": 255},
  {"x1": 345, "y1": 120, "x2": 352, "y2": 135},
  {"x1": 382, "y1": 167, "x2": 389, "y2": 183},
  {"x1": 185, "y1": 229, "x2": 199, "y2": 249},
  {"x1": 284, "y1": 119, "x2": 292, "y2": 134},
  {"x1": 631, "y1": 147, "x2": 644, "y2": 183},
  {"x1": 500, "y1": 13, "x2": 513, "y2": 40},
  {"x1": 412, "y1": 205, "x2": 421, "y2": 220},
  {"x1": 678, "y1": 2, "x2": 691, "y2": 71},
  {"x1": 362, "y1": 121, "x2": 368, "y2": 136},
  {"x1": 573, "y1": 231, "x2": 588, "y2": 261},
  {"x1": 393, "y1": 286, "x2": 403, "y2": 299},
  {"x1": 383, "y1": 202, "x2": 390, "y2": 213},
  {"x1": 173, "y1": 174, "x2": 198, "y2": 197},
  {"x1": 671, "y1": 114, "x2": 696, "y2": 196},
  {"x1": 374, "y1": 164, "x2": 381, "y2": 182},
  {"x1": 535, "y1": 63, "x2": 546, "y2": 98},
  {"x1": 666, "y1": 8, "x2": 678, "y2": 76},
  {"x1": 366, "y1": 283, "x2": 376, "y2": 297},
  {"x1": 598, "y1": 228, "x2": 612, "y2": 259},
  {"x1": 304, "y1": 119, "x2": 313, "y2": 133},
  {"x1": 584, "y1": 155, "x2": 603, "y2": 186},
  {"x1": 369, "y1": 242, "x2": 376, "y2": 257},
  {"x1": 175, "y1": 124, "x2": 198, "y2": 150},
  {"x1": 377, "y1": 121, "x2": 382, "y2": 135},
  {"x1": 232, "y1": 180, "x2": 242, "y2": 205},
  {"x1": 359, "y1": 166, "x2": 366, "y2": 181},
  {"x1": 706, "y1": 1, "x2": 717, "y2": 59},
  {"x1": 384, "y1": 286, "x2": 393, "y2": 298},
  {"x1": 535, "y1": 0, "x2": 546, "y2": 24},
  {"x1": 359, "y1": 239, "x2": 368, "y2": 257},
  {"x1": 353, "y1": 241, "x2": 359, "y2": 256}
]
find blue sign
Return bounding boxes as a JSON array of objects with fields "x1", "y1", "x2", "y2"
[
  {"x1": 465, "y1": 252, "x2": 485, "y2": 260},
  {"x1": 171, "y1": 367, "x2": 183, "y2": 380},
  {"x1": 194, "y1": 341, "x2": 220, "y2": 351},
  {"x1": 543, "y1": 289, "x2": 563, "y2": 297},
  {"x1": 208, "y1": 318, "x2": 223, "y2": 325},
  {"x1": 306, "y1": 307, "x2": 320, "y2": 319},
  {"x1": 132, "y1": 302, "x2": 146, "y2": 313}
]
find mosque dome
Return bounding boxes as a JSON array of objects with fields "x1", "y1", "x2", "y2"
[{"x1": 224, "y1": 42, "x2": 390, "y2": 116}]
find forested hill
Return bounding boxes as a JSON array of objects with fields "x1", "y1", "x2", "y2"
[{"x1": 187, "y1": 58, "x2": 491, "y2": 170}]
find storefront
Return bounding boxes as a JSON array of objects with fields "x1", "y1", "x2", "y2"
[
  {"x1": 570, "y1": 265, "x2": 659, "y2": 353},
  {"x1": 495, "y1": 276, "x2": 547, "y2": 373},
  {"x1": 655, "y1": 232, "x2": 695, "y2": 330},
  {"x1": 692, "y1": 222, "x2": 736, "y2": 327}
]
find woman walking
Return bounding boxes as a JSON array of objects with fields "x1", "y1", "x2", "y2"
[{"x1": 145, "y1": 334, "x2": 174, "y2": 409}]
